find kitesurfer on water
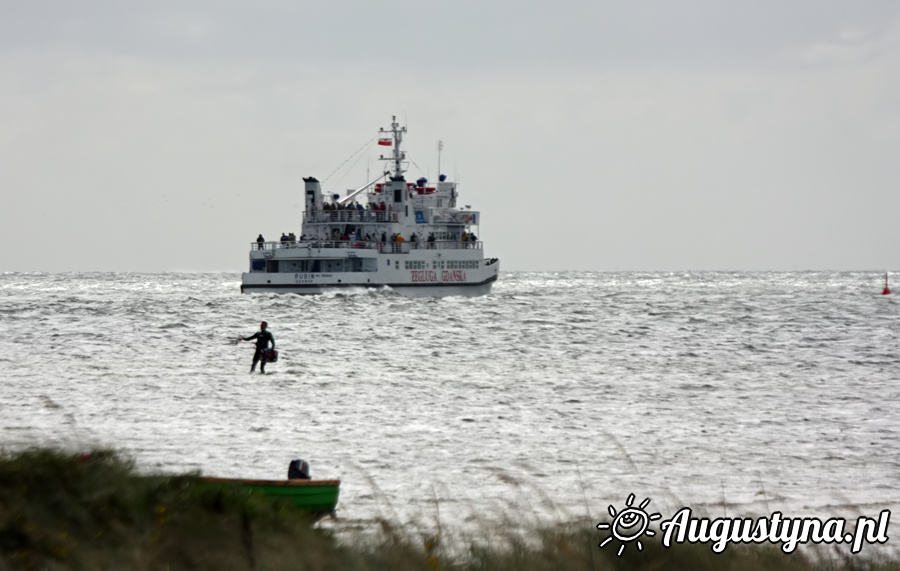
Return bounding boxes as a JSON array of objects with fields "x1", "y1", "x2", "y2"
[{"x1": 239, "y1": 321, "x2": 275, "y2": 374}]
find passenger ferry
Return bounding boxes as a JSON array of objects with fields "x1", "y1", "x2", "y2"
[{"x1": 241, "y1": 117, "x2": 500, "y2": 297}]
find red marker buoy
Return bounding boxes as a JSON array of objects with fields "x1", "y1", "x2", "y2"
[{"x1": 883, "y1": 272, "x2": 891, "y2": 295}]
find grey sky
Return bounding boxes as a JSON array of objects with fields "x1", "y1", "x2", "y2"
[{"x1": 2, "y1": 2, "x2": 898, "y2": 271}]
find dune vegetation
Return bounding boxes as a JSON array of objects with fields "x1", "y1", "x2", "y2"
[{"x1": 0, "y1": 448, "x2": 895, "y2": 570}]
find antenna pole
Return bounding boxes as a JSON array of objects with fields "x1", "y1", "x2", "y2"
[
  {"x1": 378, "y1": 115, "x2": 407, "y2": 177},
  {"x1": 437, "y1": 140, "x2": 443, "y2": 180}
]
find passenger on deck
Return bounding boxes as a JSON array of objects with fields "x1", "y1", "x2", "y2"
[
  {"x1": 256, "y1": 234, "x2": 265, "y2": 250},
  {"x1": 280, "y1": 233, "x2": 288, "y2": 246}
]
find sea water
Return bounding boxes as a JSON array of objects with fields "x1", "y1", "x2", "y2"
[{"x1": 0, "y1": 271, "x2": 897, "y2": 537}]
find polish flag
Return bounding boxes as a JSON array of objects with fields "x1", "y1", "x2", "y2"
[{"x1": 378, "y1": 138, "x2": 392, "y2": 146}]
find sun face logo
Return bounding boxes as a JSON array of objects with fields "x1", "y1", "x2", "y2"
[{"x1": 597, "y1": 493, "x2": 662, "y2": 556}]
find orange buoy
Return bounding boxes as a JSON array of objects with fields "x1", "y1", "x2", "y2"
[{"x1": 883, "y1": 272, "x2": 891, "y2": 295}]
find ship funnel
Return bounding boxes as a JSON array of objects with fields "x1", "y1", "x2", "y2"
[{"x1": 304, "y1": 177, "x2": 322, "y2": 213}]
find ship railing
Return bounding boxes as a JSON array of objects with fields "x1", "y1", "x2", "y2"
[
  {"x1": 251, "y1": 240, "x2": 482, "y2": 252},
  {"x1": 304, "y1": 211, "x2": 398, "y2": 223},
  {"x1": 304, "y1": 210, "x2": 480, "y2": 225},
  {"x1": 412, "y1": 240, "x2": 482, "y2": 250},
  {"x1": 252, "y1": 240, "x2": 381, "y2": 251}
]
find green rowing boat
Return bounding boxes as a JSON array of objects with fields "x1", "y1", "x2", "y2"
[{"x1": 199, "y1": 477, "x2": 341, "y2": 515}]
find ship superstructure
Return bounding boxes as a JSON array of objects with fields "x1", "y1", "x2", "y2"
[{"x1": 241, "y1": 117, "x2": 499, "y2": 296}]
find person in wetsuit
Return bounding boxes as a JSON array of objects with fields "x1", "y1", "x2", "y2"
[{"x1": 239, "y1": 321, "x2": 275, "y2": 374}]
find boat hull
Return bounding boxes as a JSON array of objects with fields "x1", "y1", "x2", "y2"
[
  {"x1": 241, "y1": 258, "x2": 499, "y2": 297},
  {"x1": 199, "y1": 477, "x2": 340, "y2": 513},
  {"x1": 241, "y1": 273, "x2": 497, "y2": 297}
]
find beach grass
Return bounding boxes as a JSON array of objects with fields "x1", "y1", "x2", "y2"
[{"x1": 0, "y1": 448, "x2": 896, "y2": 570}]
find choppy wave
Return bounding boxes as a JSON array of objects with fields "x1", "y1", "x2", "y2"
[{"x1": 0, "y1": 271, "x2": 897, "y2": 531}]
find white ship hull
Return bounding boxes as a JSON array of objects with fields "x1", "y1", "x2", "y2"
[
  {"x1": 242, "y1": 244, "x2": 499, "y2": 297},
  {"x1": 241, "y1": 275, "x2": 497, "y2": 297}
]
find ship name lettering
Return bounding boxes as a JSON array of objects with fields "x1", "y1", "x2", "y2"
[
  {"x1": 411, "y1": 270, "x2": 438, "y2": 283},
  {"x1": 441, "y1": 270, "x2": 467, "y2": 282}
]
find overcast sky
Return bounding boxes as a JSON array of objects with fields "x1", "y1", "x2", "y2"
[{"x1": 2, "y1": 1, "x2": 898, "y2": 272}]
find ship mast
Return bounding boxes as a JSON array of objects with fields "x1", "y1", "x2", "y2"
[{"x1": 379, "y1": 115, "x2": 407, "y2": 177}]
